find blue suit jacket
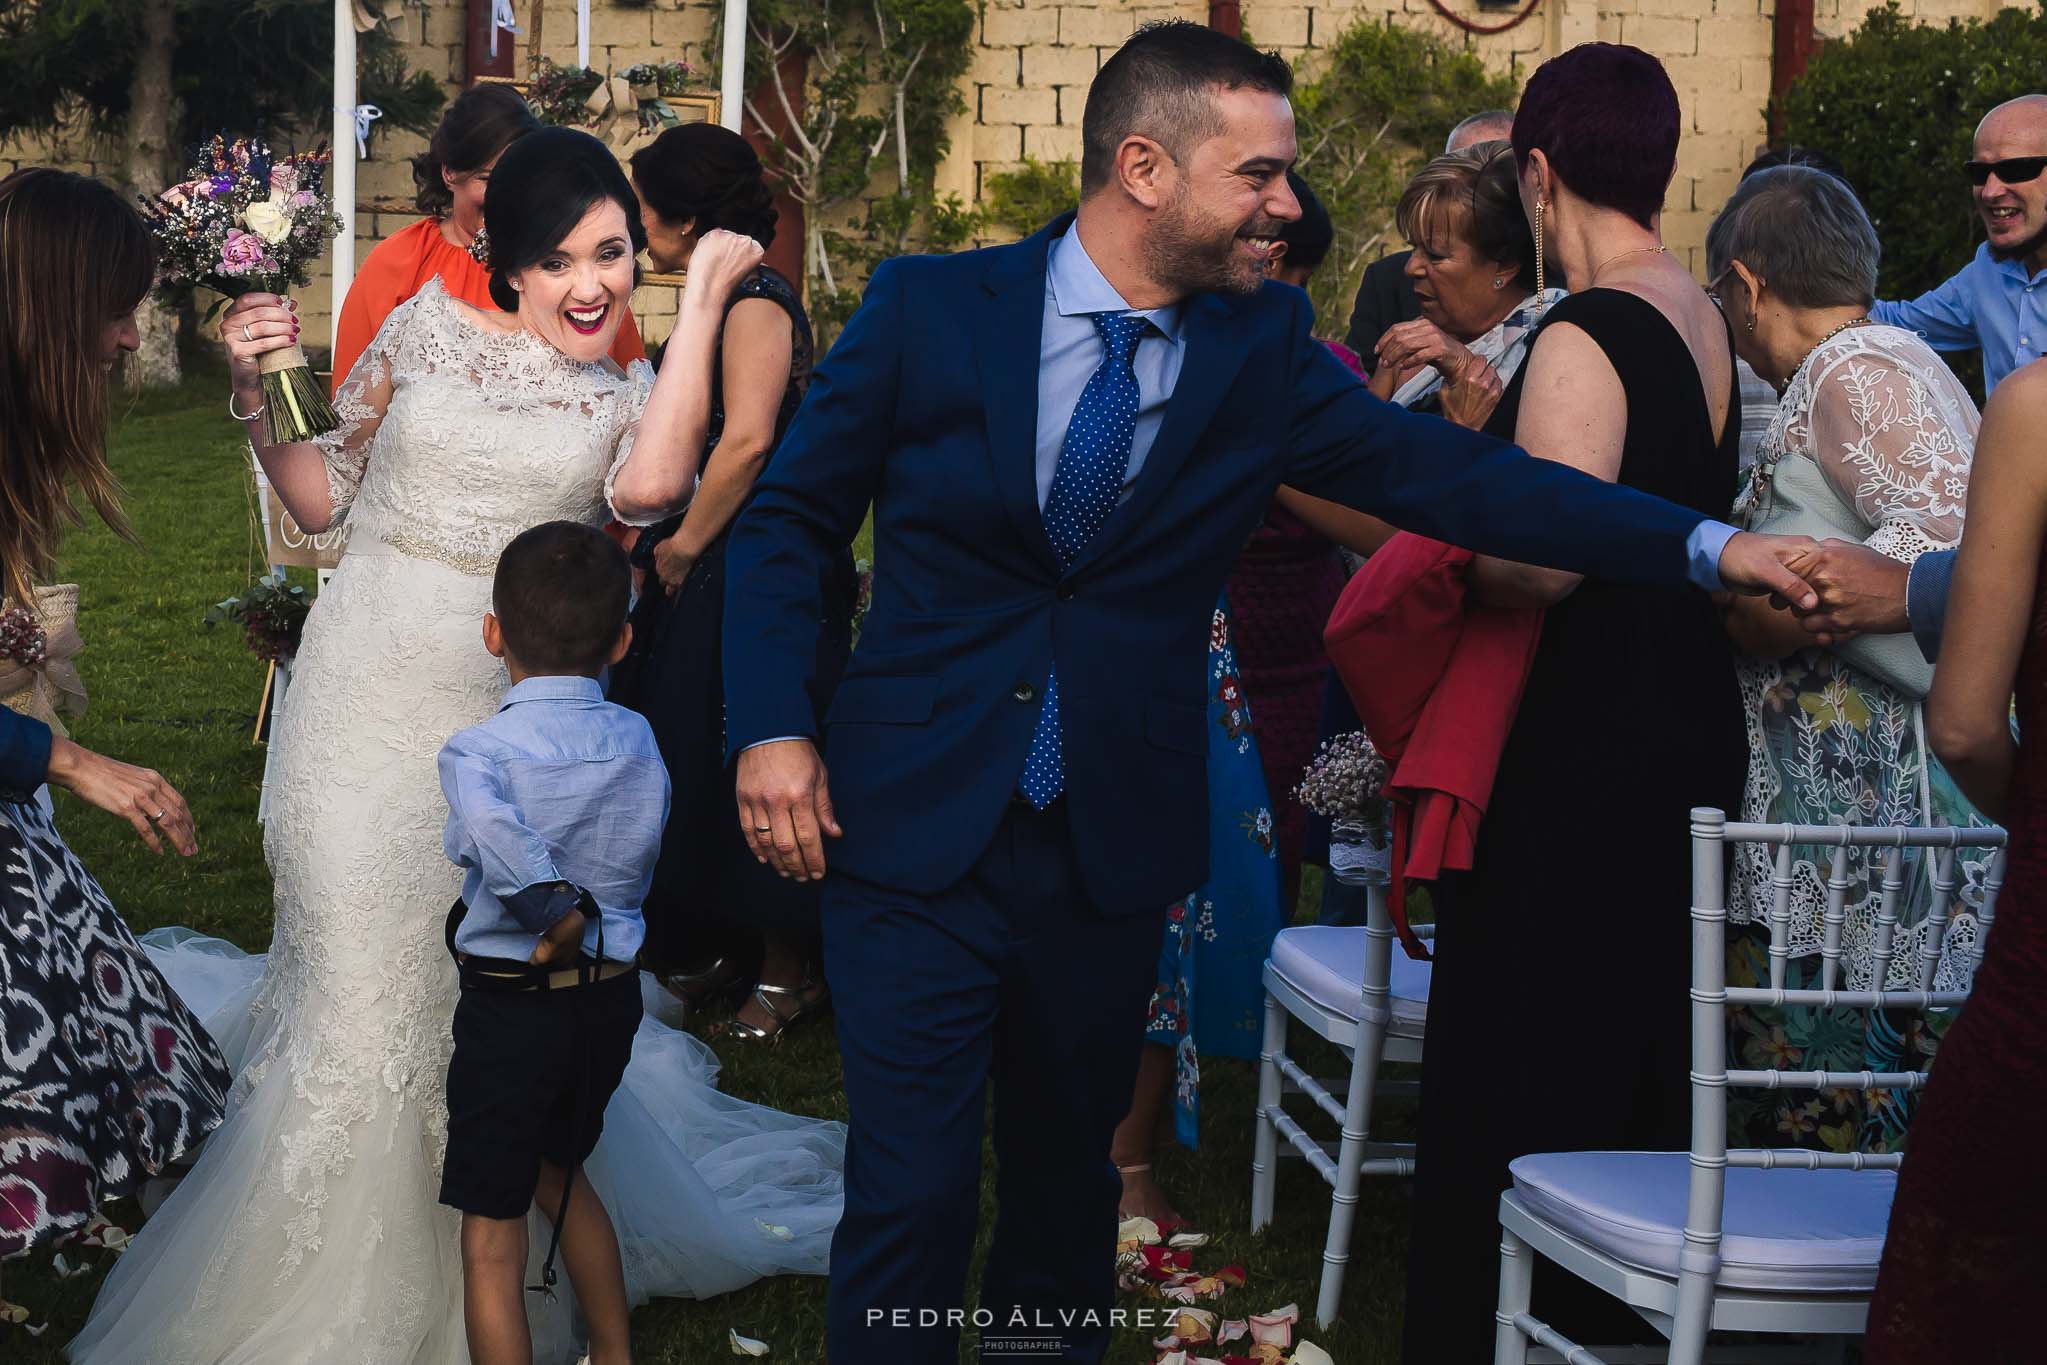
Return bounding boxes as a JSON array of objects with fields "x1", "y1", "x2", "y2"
[{"x1": 724, "y1": 215, "x2": 1712, "y2": 912}]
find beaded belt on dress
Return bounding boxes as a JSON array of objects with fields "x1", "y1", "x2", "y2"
[{"x1": 349, "y1": 528, "x2": 500, "y2": 576}]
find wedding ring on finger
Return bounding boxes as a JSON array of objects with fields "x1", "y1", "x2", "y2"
[
  {"x1": 242, "y1": 324, "x2": 255, "y2": 342},
  {"x1": 754, "y1": 825, "x2": 774, "y2": 834},
  {"x1": 149, "y1": 809, "x2": 167, "y2": 822}
]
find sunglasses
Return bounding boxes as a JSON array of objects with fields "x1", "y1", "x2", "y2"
[{"x1": 1966, "y1": 156, "x2": 2047, "y2": 187}]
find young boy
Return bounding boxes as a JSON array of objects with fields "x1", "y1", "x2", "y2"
[{"x1": 436, "y1": 521, "x2": 669, "y2": 1365}]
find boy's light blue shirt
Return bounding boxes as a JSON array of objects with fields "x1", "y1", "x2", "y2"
[{"x1": 438, "y1": 674, "x2": 669, "y2": 964}]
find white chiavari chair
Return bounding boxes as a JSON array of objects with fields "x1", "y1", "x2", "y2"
[
  {"x1": 1251, "y1": 872, "x2": 1431, "y2": 1327},
  {"x1": 1490, "y1": 809, "x2": 2007, "y2": 1365}
]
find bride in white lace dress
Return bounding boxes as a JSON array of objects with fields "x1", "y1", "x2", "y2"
[{"x1": 71, "y1": 130, "x2": 843, "y2": 1365}]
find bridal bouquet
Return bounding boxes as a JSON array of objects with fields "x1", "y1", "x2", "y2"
[{"x1": 142, "y1": 136, "x2": 345, "y2": 444}]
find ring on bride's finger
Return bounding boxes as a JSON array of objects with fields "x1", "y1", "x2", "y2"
[
  {"x1": 753, "y1": 825, "x2": 773, "y2": 833},
  {"x1": 242, "y1": 324, "x2": 254, "y2": 342},
  {"x1": 148, "y1": 809, "x2": 166, "y2": 822}
]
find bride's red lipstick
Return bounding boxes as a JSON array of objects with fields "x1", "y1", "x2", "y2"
[{"x1": 565, "y1": 303, "x2": 609, "y2": 336}]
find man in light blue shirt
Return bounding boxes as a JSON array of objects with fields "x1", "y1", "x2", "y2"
[{"x1": 1873, "y1": 94, "x2": 2047, "y2": 396}]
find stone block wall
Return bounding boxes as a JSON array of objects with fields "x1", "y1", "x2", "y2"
[{"x1": 0, "y1": 0, "x2": 2013, "y2": 359}]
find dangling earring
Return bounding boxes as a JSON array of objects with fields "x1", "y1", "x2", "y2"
[{"x1": 1532, "y1": 198, "x2": 1546, "y2": 296}]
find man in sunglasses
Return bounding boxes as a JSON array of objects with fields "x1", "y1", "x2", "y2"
[{"x1": 1872, "y1": 93, "x2": 2047, "y2": 397}]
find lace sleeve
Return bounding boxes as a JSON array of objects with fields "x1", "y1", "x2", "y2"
[
  {"x1": 603, "y1": 359, "x2": 676, "y2": 527},
  {"x1": 1799, "y1": 344, "x2": 1975, "y2": 563},
  {"x1": 315, "y1": 294, "x2": 414, "y2": 523}
]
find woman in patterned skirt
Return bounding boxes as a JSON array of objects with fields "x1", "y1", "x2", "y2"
[{"x1": 0, "y1": 168, "x2": 231, "y2": 1306}]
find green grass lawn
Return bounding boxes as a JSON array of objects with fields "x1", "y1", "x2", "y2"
[{"x1": 7, "y1": 363, "x2": 1412, "y2": 1363}]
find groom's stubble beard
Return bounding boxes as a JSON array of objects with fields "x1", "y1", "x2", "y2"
[{"x1": 1143, "y1": 181, "x2": 1273, "y2": 300}]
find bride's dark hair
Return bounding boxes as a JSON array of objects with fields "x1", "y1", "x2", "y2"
[{"x1": 482, "y1": 128, "x2": 647, "y2": 313}]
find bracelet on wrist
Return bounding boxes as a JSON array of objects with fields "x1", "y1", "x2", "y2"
[{"x1": 229, "y1": 392, "x2": 267, "y2": 422}]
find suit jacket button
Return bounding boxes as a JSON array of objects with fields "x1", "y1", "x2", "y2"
[
  {"x1": 1013, "y1": 681, "x2": 1037, "y2": 703},
  {"x1": 1056, "y1": 582, "x2": 1076, "y2": 602}
]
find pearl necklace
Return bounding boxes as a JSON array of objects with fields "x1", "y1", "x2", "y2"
[{"x1": 1790, "y1": 315, "x2": 1871, "y2": 380}]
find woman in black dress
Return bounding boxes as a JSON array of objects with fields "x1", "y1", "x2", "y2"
[
  {"x1": 1399, "y1": 46, "x2": 1746, "y2": 1360},
  {"x1": 0, "y1": 169, "x2": 231, "y2": 1299},
  {"x1": 613, "y1": 124, "x2": 855, "y2": 1038}
]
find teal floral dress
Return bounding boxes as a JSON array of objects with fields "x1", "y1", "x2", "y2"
[
  {"x1": 1144, "y1": 596, "x2": 1285, "y2": 1149},
  {"x1": 1727, "y1": 327, "x2": 1990, "y2": 1152}
]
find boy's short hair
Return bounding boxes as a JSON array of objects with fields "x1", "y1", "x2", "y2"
[{"x1": 491, "y1": 521, "x2": 630, "y2": 674}]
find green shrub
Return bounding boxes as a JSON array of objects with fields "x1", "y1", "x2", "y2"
[
  {"x1": 983, "y1": 158, "x2": 1081, "y2": 237},
  {"x1": 1778, "y1": 4, "x2": 2047, "y2": 306}
]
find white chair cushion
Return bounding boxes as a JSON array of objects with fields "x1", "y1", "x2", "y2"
[
  {"x1": 1510, "y1": 1151, "x2": 1896, "y2": 1293},
  {"x1": 1268, "y1": 924, "x2": 1429, "y2": 1034}
]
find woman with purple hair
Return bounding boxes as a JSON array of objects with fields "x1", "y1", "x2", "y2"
[{"x1": 1399, "y1": 44, "x2": 1747, "y2": 1360}]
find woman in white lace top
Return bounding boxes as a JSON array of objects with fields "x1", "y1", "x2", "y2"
[
  {"x1": 1708, "y1": 165, "x2": 1991, "y2": 1153},
  {"x1": 72, "y1": 130, "x2": 848, "y2": 1365}
]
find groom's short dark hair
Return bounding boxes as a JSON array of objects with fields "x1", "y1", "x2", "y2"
[
  {"x1": 1081, "y1": 21, "x2": 1293, "y2": 195},
  {"x1": 492, "y1": 521, "x2": 630, "y2": 675}
]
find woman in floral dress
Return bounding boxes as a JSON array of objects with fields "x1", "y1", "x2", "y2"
[
  {"x1": 1112, "y1": 596, "x2": 1283, "y2": 1227},
  {"x1": 1710, "y1": 166, "x2": 1990, "y2": 1150}
]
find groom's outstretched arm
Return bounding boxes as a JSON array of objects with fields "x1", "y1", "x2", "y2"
[{"x1": 1275, "y1": 293, "x2": 1814, "y2": 604}]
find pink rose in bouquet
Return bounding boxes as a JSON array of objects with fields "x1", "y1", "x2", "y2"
[{"x1": 219, "y1": 229, "x2": 270, "y2": 276}]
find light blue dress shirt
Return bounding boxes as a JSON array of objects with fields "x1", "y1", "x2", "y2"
[
  {"x1": 438, "y1": 674, "x2": 670, "y2": 964},
  {"x1": 1036, "y1": 228, "x2": 1186, "y2": 508},
  {"x1": 1873, "y1": 243, "x2": 2047, "y2": 396}
]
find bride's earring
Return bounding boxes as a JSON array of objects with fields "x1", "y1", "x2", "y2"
[
  {"x1": 1492, "y1": 276, "x2": 1506, "y2": 289},
  {"x1": 1532, "y1": 197, "x2": 1546, "y2": 296}
]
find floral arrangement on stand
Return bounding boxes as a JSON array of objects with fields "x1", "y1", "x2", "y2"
[
  {"x1": 204, "y1": 572, "x2": 313, "y2": 664},
  {"x1": 141, "y1": 136, "x2": 345, "y2": 443},
  {"x1": 1293, "y1": 730, "x2": 1392, "y2": 885},
  {"x1": 528, "y1": 58, "x2": 604, "y2": 125},
  {"x1": 529, "y1": 58, "x2": 702, "y2": 140}
]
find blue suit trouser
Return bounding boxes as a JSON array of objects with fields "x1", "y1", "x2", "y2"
[{"x1": 821, "y1": 799, "x2": 1167, "y2": 1364}]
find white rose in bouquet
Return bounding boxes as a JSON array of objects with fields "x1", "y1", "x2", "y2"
[{"x1": 243, "y1": 194, "x2": 294, "y2": 245}]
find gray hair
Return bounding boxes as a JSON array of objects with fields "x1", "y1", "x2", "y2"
[
  {"x1": 1705, "y1": 165, "x2": 1879, "y2": 309},
  {"x1": 1446, "y1": 109, "x2": 1514, "y2": 153}
]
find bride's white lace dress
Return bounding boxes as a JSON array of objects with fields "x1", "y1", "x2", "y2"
[{"x1": 69, "y1": 279, "x2": 844, "y2": 1365}]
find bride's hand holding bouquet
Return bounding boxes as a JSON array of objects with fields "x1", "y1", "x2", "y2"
[{"x1": 142, "y1": 136, "x2": 344, "y2": 444}]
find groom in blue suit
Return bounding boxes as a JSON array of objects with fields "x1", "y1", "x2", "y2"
[{"x1": 724, "y1": 22, "x2": 1814, "y2": 1362}]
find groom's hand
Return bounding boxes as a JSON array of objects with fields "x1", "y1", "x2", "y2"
[
  {"x1": 1717, "y1": 531, "x2": 1821, "y2": 611},
  {"x1": 736, "y1": 739, "x2": 840, "y2": 882}
]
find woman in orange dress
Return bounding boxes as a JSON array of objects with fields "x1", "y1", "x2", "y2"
[{"x1": 331, "y1": 82, "x2": 643, "y2": 389}]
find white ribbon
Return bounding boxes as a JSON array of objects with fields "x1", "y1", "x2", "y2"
[
  {"x1": 353, "y1": 105, "x2": 383, "y2": 159},
  {"x1": 488, "y1": 0, "x2": 522, "y2": 59}
]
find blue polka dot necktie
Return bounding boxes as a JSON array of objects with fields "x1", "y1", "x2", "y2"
[{"x1": 1018, "y1": 311, "x2": 1149, "y2": 810}]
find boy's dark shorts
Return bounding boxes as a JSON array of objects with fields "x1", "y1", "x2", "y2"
[{"x1": 439, "y1": 968, "x2": 643, "y2": 1219}]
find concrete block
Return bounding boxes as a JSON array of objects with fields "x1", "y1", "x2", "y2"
[{"x1": 982, "y1": 85, "x2": 1059, "y2": 126}]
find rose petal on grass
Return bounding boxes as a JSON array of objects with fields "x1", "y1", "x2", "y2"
[
  {"x1": 1218, "y1": 1320, "x2": 1249, "y2": 1344},
  {"x1": 1119, "y1": 1215, "x2": 1162, "y2": 1250},
  {"x1": 1246, "y1": 1346, "x2": 1286, "y2": 1365},
  {"x1": 1170, "y1": 1307, "x2": 1218, "y2": 1342},
  {"x1": 728, "y1": 1328, "x2": 769, "y2": 1356},
  {"x1": 1248, "y1": 1303, "x2": 1298, "y2": 1347},
  {"x1": 1288, "y1": 1341, "x2": 1336, "y2": 1365},
  {"x1": 1168, "y1": 1231, "x2": 1211, "y2": 1249}
]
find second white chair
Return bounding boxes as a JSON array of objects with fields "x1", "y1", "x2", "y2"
[{"x1": 1251, "y1": 874, "x2": 1431, "y2": 1327}]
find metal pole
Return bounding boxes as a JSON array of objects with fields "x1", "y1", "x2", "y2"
[
  {"x1": 720, "y1": 0, "x2": 748, "y2": 132},
  {"x1": 331, "y1": 0, "x2": 357, "y2": 349},
  {"x1": 577, "y1": 0, "x2": 590, "y2": 69}
]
